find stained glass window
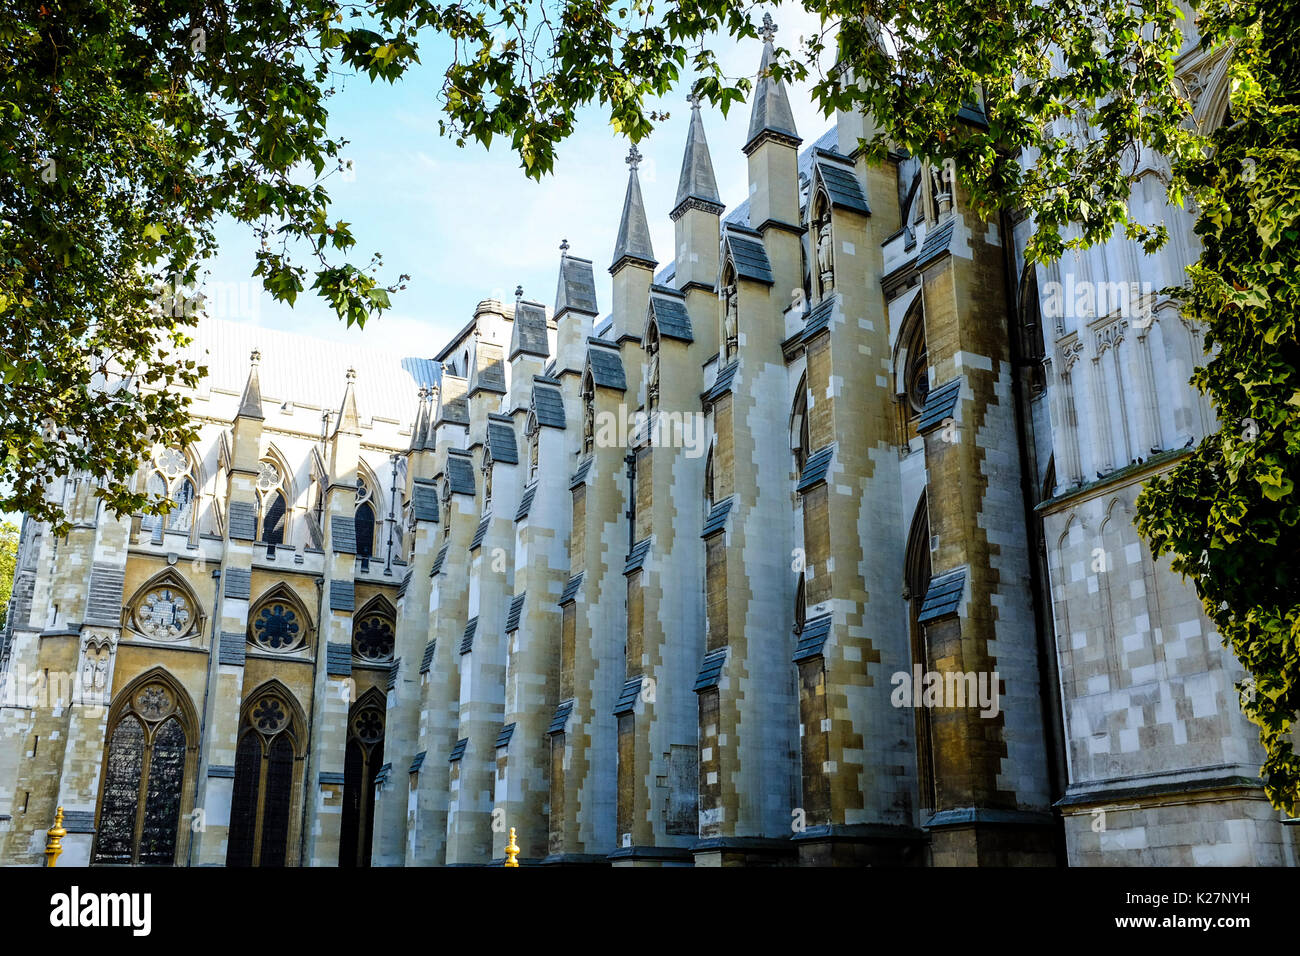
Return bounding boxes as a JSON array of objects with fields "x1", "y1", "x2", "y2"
[
  {"x1": 355, "y1": 502, "x2": 375, "y2": 559},
  {"x1": 92, "y1": 680, "x2": 192, "y2": 866},
  {"x1": 340, "y1": 697, "x2": 385, "y2": 867},
  {"x1": 135, "y1": 583, "x2": 194, "y2": 640},
  {"x1": 226, "y1": 688, "x2": 302, "y2": 867},
  {"x1": 140, "y1": 447, "x2": 198, "y2": 535}
]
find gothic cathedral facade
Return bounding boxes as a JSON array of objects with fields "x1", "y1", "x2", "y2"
[{"x1": 1, "y1": 28, "x2": 1295, "y2": 867}]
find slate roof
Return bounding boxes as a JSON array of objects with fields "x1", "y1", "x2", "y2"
[
  {"x1": 648, "y1": 288, "x2": 693, "y2": 342},
  {"x1": 397, "y1": 567, "x2": 413, "y2": 601},
  {"x1": 411, "y1": 479, "x2": 439, "y2": 522},
  {"x1": 469, "y1": 515, "x2": 491, "y2": 551},
  {"x1": 624, "y1": 538, "x2": 652, "y2": 574},
  {"x1": 918, "y1": 568, "x2": 966, "y2": 623},
  {"x1": 446, "y1": 452, "x2": 476, "y2": 495},
  {"x1": 330, "y1": 514, "x2": 357, "y2": 554},
  {"x1": 449, "y1": 737, "x2": 469, "y2": 762},
  {"x1": 548, "y1": 698, "x2": 575, "y2": 735},
  {"x1": 916, "y1": 216, "x2": 957, "y2": 269},
  {"x1": 495, "y1": 723, "x2": 517, "y2": 749},
  {"x1": 409, "y1": 751, "x2": 426, "y2": 773},
  {"x1": 703, "y1": 362, "x2": 739, "y2": 403},
  {"x1": 587, "y1": 343, "x2": 627, "y2": 390},
  {"x1": 701, "y1": 498, "x2": 734, "y2": 538},
  {"x1": 515, "y1": 483, "x2": 537, "y2": 521},
  {"x1": 570, "y1": 457, "x2": 592, "y2": 489},
  {"x1": 532, "y1": 380, "x2": 566, "y2": 428},
  {"x1": 723, "y1": 227, "x2": 775, "y2": 285},
  {"x1": 174, "y1": 315, "x2": 438, "y2": 424},
  {"x1": 487, "y1": 418, "x2": 519, "y2": 464},
  {"x1": 228, "y1": 500, "x2": 257, "y2": 541},
  {"x1": 459, "y1": 617, "x2": 477, "y2": 655},
  {"x1": 917, "y1": 378, "x2": 962, "y2": 434},
  {"x1": 613, "y1": 676, "x2": 643, "y2": 716},
  {"x1": 436, "y1": 375, "x2": 470, "y2": 425},
  {"x1": 559, "y1": 572, "x2": 584, "y2": 605},
  {"x1": 505, "y1": 593, "x2": 526, "y2": 632},
  {"x1": 386, "y1": 658, "x2": 400, "y2": 692},
  {"x1": 469, "y1": 342, "x2": 507, "y2": 395},
  {"x1": 556, "y1": 254, "x2": 599, "y2": 317},
  {"x1": 693, "y1": 648, "x2": 728, "y2": 692},
  {"x1": 419, "y1": 639, "x2": 436, "y2": 674},
  {"x1": 801, "y1": 297, "x2": 835, "y2": 343},
  {"x1": 218, "y1": 632, "x2": 246, "y2": 667},
  {"x1": 223, "y1": 568, "x2": 251, "y2": 600},
  {"x1": 430, "y1": 545, "x2": 449, "y2": 577},
  {"x1": 325, "y1": 643, "x2": 352, "y2": 677},
  {"x1": 509, "y1": 299, "x2": 550, "y2": 360},
  {"x1": 329, "y1": 580, "x2": 355, "y2": 612},
  {"x1": 797, "y1": 445, "x2": 835, "y2": 493},
  {"x1": 793, "y1": 614, "x2": 834, "y2": 663},
  {"x1": 813, "y1": 151, "x2": 870, "y2": 214}
]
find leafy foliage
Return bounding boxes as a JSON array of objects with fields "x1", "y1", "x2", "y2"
[
  {"x1": 0, "y1": 520, "x2": 16, "y2": 633},
  {"x1": 1136, "y1": 0, "x2": 1300, "y2": 812}
]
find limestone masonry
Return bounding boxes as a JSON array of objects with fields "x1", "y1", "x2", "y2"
[{"x1": 1, "y1": 27, "x2": 1293, "y2": 866}]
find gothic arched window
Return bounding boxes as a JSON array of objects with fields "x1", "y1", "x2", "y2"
[
  {"x1": 353, "y1": 597, "x2": 395, "y2": 664},
  {"x1": 791, "y1": 375, "x2": 811, "y2": 474},
  {"x1": 904, "y1": 497, "x2": 935, "y2": 812},
  {"x1": 93, "y1": 670, "x2": 197, "y2": 866},
  {"x1": 127, "y1": 570, "x2": 202, "y2": 642},
  {"x1": 248, "y1": 586, "x2": 310, "y2": 654},
  {"x1": 141, "y1": 446, "x2": 198, "y2": 535},
  {"x1": 227, "y1": 683, "x2": 305, "y2": 867},
  {"x1": 355, "y1": 474, "x2": 376, "y2": 566},
  {"x1": 255, "y1": 458, "x2": 288, "y2": 550},
  {"x1": 340, "y1": 689, "x2": 386, "y2": 867}
]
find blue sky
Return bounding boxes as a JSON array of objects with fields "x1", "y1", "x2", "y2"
[{"x1": 203, "y1": 6, "x2": 831, "y2": 354}]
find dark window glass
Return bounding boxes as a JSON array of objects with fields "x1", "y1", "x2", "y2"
[
  {"x1": 340, "y1": 737, "x2": 363, "y2": 868},
  {"x1": 138, "y1": 718, "x2": 186, "y2": 865},
  {"x1": 93, "y1": 717, "x2": 145, "y2": 864},
  {"x1": 167, "y1": 478, "x2": 196, "y2": 532},
  {"x1": 226, "y1": 732, "x2": 262, "y2": 867},
  {"x1": 355, "y1": 502, "x2": 375, "y2": 559},
  {"x1": 261, "y1": 492, "x2": 286, "y2": 545},
  {"x1": 259, "y1": 734, "x2": 294, "y2": 867}
]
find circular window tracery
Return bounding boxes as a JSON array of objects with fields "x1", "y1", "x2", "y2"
[
  {"x1": 135, "y1": 585, "x2": 194, "y2": 640},
  {"x1": 353, "y1": 613, "x2": 394, "y2": 662},
  {"x1": 250, "y1": 599, "x2": 304, "y2": 652},
  {"x1": 134, "y1": 683, "x2": 175, "y2": 722}
]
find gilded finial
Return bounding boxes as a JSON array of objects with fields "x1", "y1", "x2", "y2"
[
  {"x1": 625, "y1": 144, "x2": 643, "y2": 172},
  {"x1": 760, "y1": 11, "x2": 777, "y2": 43},
  {"x1": 504, "y1": 826, "x2": 520, "y2": 867},
  {"x1": 45, "y1": 806, "x2": 66, "y2": 867}
]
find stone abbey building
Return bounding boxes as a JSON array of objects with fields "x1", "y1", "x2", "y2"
[{"x1": 1, "y1": 26, "x2": 1295, "y2": 867}]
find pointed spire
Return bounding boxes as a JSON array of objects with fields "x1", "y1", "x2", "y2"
[
  {"x1": 745, "y1": 13, "x2": 800, "y2": 152},
  {"x1": 673, "y1": 95, "x2": 724, "y2": 221},
  {"x1": 610, "y1": 144, "x2": 657, "y2": 274},
  {"x1": 238, "y1": 348, "x2": 264, "y2": 420},
  {"x1": 335, "y1": 366, "x2": 361, "y2": 436},
  {"x1": 409, "y1": 386, "x2": 428, "y2": 452},
  {"x1": 509, "y1": 286, "x2": 551, "y2": 361}
]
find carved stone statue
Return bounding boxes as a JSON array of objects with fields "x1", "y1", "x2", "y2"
[
  {"x1": 646, "y1": 339, "x2": 660, "y2": 408},
  {"x1": 724, "y1": 284, "x2": 739, "y2": 361},
  {"x1": 816, "y1": 218, "x2": 834, "y2": 295},
  {"x1": 583, "y1": 393, "x2": 595, "y2": 454},
  {"x1": 529, "y1": 427, "x2": 539, "y2": 480},
  {"x1": 482, "y1": 458, "x2": 492, "y2": 506}
]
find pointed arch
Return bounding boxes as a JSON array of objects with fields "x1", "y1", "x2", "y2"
[
  {"x1": 139, "y1": 444, "x2": 203, "y2": 535},
  {"x1": 247, "y1": 583, "x2": 314, "y2": 654},
  {"x1": 227, "y1": 679, "x2": 308, "y2": 867},
  {"x1": 904, "y1": 494, "x2": 936, "y2": 813},
  {"x1": 353, "y1": 593, "x2": 396, "y2": 664},
  {"x1": 893, "y1": 294, "x2": 929, "y2": 415},
  {"x1": 93, "y1": 667, "x2": 199, "y2": 866},
  {"x1": 790, "y1": 371, "x2": 810, "y2": 474},
  {"x1": 340, "y1": 686, "x2": 386, "y2": 867},
  {"x1": 123, "y1": 567, "x2": 205, "y2": 642}
]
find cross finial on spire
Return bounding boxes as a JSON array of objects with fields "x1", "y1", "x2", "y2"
[
  {"x1": 346, "y1": 366, "x2": 356, "y2": 382},
  {"x1": 625, "y1": 143, "x2": 643, "y2": 172},
  {"x1": 687, "y1": 92, "x2": 702, "y2": 110},
  {"x1": 760, "y1": 11, "x2": 777, "y2": 43},
  {"x1": 515, "y1": 284, "x2": 524, "y2": 301},
  {"x1": 418, "y1": 385, "x2": 428, "y2": 400},
  {"x1": 560, "y1": 238, "x2": 569, "y2": 253},
  {"x1": 250, "y1": 348, "x2": 261, "y2": 365}
]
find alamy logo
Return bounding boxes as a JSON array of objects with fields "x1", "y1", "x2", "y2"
[
  {"x1": 49, "y1": 886, "x2": 152, "y2": 936},
  {"x1": 890, "y1": 666, "x2": 1000, "y2": 718}
]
